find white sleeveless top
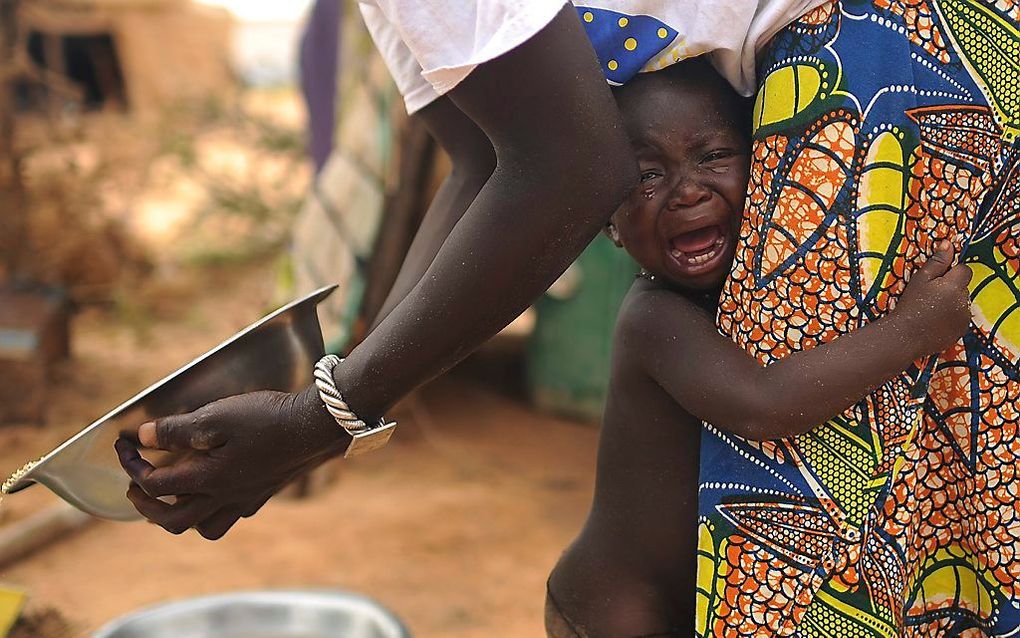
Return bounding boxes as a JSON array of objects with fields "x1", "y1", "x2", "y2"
[{"x1": 360, "y1": 0, "x2": 830, "y2": 113}]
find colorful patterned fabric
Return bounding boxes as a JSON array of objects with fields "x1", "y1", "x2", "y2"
[{"x1": 696, "y1": 1, "x2": 1020, "y2": 636}]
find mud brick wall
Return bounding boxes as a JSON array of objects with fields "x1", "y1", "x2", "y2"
[{"x1": 0, "y1": 288, "x2": 69, "y2": 423}]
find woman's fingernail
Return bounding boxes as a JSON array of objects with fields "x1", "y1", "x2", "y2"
[{"x1": 139, "y1": 422, "x2": 157, "y2": 447}]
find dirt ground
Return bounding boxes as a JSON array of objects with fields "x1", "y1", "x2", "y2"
[{"x1": 0, "y1": 260, "x2": 600, "y2": 637}]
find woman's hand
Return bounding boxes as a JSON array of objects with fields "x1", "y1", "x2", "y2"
[
  {"x1": 116, "y1": 386, "x2": 348, "y2": 539},
  {"x1": 893, "y1": 241, "x2": 974, "y2": 357}
]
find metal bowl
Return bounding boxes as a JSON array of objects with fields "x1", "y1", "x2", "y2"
[
  {"x1": 91, "y1": 590, "x2": 411, "y2": 638},
  {"x1": 6, "y1": 285, "x2": 338, "y2": 521}
]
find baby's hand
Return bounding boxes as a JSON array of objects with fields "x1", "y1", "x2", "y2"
[{"x1": 894, "y1": 241, "x2": 973, "y2": 355}]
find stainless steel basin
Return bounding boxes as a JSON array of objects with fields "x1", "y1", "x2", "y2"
[
  {"x1": 6, "y1": 285, "x2": 338, "y2": 521},
  {"x1": 91, "y1": 590, "x2": 411, "y2": 638}
]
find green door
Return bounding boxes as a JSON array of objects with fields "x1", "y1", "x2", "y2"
[{"x1": 526, "y1": 235, "x2": 637, "y2": 422}]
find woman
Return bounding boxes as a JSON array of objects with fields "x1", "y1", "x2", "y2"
[{"x1": 697, "y1": 2, "x2": 1020, "y2": 635}]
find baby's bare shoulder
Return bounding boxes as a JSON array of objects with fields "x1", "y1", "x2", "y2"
[{"x1": 614, "y1": 284, "x2": 715, "y2": 358}]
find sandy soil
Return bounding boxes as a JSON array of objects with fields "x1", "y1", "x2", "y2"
[{"x1": 0, "y1": 262, "x2": 599, "y2": 637}]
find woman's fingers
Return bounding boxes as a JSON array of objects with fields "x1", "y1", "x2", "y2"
[
  {"x1": 138, "y1": 408, "x2": 229, "y2": 452},
  {"x1": 195, "y1": 505, "x2": 248, "y2": 541},
  {"x1": 115, "y1": 437, "x2": 156, "y2": 484},
  {"x1": 115, "y1": 438, "x2": 206, "y2": 498},
  {"x1": 125, "y1": 484, "x2": 218, "y2": 535},
  {"x1": 242, "y1": 492, "x2": 275, "y2": 519}
]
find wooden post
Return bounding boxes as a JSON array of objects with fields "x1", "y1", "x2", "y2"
[
  {"x1": 0, "y1": 503, "x2": 92, "y2": 568},
  {"x1": 41, "y1": 32, "x2": 65, "y2": 119},
  {"x1": 0, "y1": 4, "x2": 74, "y2": 425},
  {"x1": 0, "y1": 0, "x2": 26, "y2": 281}
]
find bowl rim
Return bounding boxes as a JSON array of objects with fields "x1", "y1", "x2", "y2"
[
  {"x1": 90, "y1": 588, "x2": 411, "y2": 638},
  {"x1": 8, "y1": 285, "x2": 338, "y2": 494}
]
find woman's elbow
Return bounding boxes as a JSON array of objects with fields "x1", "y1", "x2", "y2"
[
  {"x1": 447, "y1": 143, "x2": 497, "y2": 185},
  {"x1": 747, "y1": 424, "x2": 801, "y2": 442},
  {"x1": 729, "y1": 412, "x2": 820, "y2": 441},
  {"x1": 505, "y1": 137, "x2": 638, "y2": 211},
  {"x1": 572, "y1": 140, "x2": 638, "y2": 208},
  {"x1": 718, "y1": 420, "x2": 778, "y2": 442}
]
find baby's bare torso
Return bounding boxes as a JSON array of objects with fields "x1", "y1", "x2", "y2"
[{"x1": 546, "y1": 289, "x2": 707, "y2": 637}]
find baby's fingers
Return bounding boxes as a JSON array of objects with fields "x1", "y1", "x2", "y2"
[
  {"x1": 944, "y1": 263, "x2": 974, "y2": 289},
  {"x1": 916, "y1": 254, "x2": 951, "y2": 280}
]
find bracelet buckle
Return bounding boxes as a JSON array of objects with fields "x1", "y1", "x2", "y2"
[{"x1": 345, "y1": 421, "x2": 397, "y2": 458}]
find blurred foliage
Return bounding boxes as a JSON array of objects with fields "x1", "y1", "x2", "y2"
[
  {"x1": 252, "y1": 115, "x2": 305, "y2": 157},
  {"x1": 7, "y1": 85, "x2": 311, "y2": 322},
  {"x1": 150, "y1": 89, "x2": 311, "y2": 269}
]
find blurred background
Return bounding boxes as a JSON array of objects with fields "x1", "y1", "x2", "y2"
[{"x1": 0, "y1": 1, "x2": 636, "y2": 635}]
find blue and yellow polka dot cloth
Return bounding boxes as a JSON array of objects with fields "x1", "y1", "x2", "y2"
[{"x1": 576, "y1": 6, "x2": 679, "y2": 85}]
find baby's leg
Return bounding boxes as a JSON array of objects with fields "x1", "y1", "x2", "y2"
[
  {"x1": 545, "y1": 585, "x2": 585, "y2": 638},
  {"x1": 546, "y1": 583, "x2": 687, "y2": 638},
  {"x1": 546, "y1": 552, "x2": 688, "y2": 638}
]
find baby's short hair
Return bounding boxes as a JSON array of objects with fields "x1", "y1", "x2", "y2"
[{"x1": 613, "y1": 57, "x2": 752, "y2": 144}]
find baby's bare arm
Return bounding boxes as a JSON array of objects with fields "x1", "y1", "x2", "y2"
[{"x1": 620, "y1": 244, "x2": 972, "y2": 441}]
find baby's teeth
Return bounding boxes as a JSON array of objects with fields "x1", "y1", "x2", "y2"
[{"x1": 684, "y1": 249, "x2": 718, "y2": 266}]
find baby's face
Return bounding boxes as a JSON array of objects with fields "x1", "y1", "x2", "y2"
[{"x1": 611, "y1": 77, "x2": 750, "y2": 291}]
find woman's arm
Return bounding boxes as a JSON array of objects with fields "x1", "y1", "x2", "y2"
[
  {"x1": 623, "y1": 245, "x2": 972, "y2": 441},
  {"x1": 367, "y1": 96, "x2": 496, "y2": 332},
  {"x1": 119, "y1": 6, "x2": 639, "y2": 539},
  {"x1": 337, "y1": 5, "x2": 638, "y2": 421}
]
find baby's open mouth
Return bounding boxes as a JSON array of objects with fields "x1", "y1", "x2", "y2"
[{"x1": 668, "y1": 224, "x2": 726, "y2": 266}]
